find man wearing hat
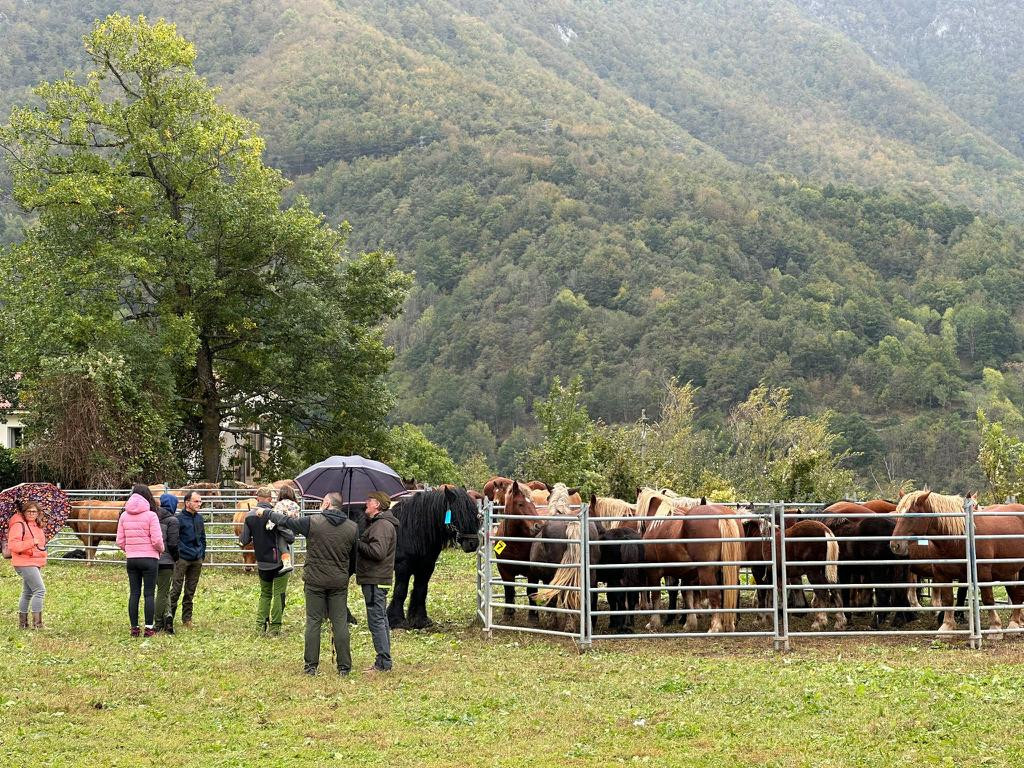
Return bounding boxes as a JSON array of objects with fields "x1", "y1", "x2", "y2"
[{"x1": 357, "y1": 492, "x2": 399, "y2": 673}]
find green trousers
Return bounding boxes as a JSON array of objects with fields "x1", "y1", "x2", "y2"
[
  {"x1": 256, "y1": 570, "x2": 290, "y2": 634},
  {"x1": 155, "y1": 566, "x2": 174, "y2": 625}
]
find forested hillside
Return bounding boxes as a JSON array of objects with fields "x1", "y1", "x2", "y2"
[{"x1": 3, "y1": 0, "x2": 1024, "y2": 491}]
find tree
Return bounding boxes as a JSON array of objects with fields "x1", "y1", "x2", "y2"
[
  {"x1": 0, "y1": 15, "x2": 410, "y2": 480},
  {"x1": 521, "y1": 376, "x2": 603, "y2": 493},
  {"x1": 977, "y1": 410, "x2": 1024, "y2": 503},
  {"x1": 385, "y1": 424, "x2": 461, "y2": 486}
]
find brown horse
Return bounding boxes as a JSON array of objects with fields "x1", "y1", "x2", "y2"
[
  {"x1": 891, "y1": 490, "x2": 1024, "y2": 636},
  {"x1": 494, "y1": 482, "x2": 541, "y2": 620},
  {"x1": 484, "y1": 476, "x2": 513, "y2": 505},
  {"x1": 68, "y1": 499, "x2": 123, "y2": 561},
  {"x1": 589, "y1": 494, "x2": 639, "y2": 530},
  {"x1": 759, "y1": 515, "x2": 844, "y2": 631},
  {"x1": 634, "y1": 487, "x2": 701, "y2": 535},
  {"x1": 640, "y1": 504, "x2": 743, "y2": 632},
  {"x1": 232, "y1": 497, "x2": 259, "y2": 571}
]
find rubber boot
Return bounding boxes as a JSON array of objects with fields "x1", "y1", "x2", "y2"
[
  {"x1": 32, "y1": 611, "x2": 44, "y2": 630},
  {"x1": 18, "y1": 612, "x2": 28, "y2": 630}
]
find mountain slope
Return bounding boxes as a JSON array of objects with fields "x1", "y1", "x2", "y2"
[{"x1": 2, "y1": 0, "x2": 1024, "y2": 490}]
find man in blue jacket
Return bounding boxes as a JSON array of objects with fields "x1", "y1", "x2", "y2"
[{"x1": 166, "y1": 490, "x2": 207, "y2": 631}]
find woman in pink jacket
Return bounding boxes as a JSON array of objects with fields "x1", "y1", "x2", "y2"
[
  {"x1": 8, "y1": 500, "x2": 48, "y2": 630},
  {"x1": 116, "y1": 488, "x2": 165, "y2": 637}
]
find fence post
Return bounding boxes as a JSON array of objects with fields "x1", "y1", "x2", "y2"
[
  {"x1": 776, "y1": 501, "x2": 791, "y2": 652},
  {"x1": 579, "y1": 503, "x2": 592, "y2": 652},
  {"x1": 768, "y1": 503, "x2": 781, "y2": 651},
  {"x1": 482, "y1": 499, "x2": 493, "y2": 639},
  {"x1": 965, "y1": 496, "x2": 982, "y2": 650}
]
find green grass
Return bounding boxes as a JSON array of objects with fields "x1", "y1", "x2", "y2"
[{"x1": 2, "y1": 553, "x2": 1024, "y2": 767}]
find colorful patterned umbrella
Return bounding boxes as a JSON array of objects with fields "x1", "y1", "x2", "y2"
[{"x1": 0, "y1": 483, "x2": 72, "y2": 543}]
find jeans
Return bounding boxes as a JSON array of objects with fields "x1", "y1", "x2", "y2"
[
  {"x1": 155, "y1": 566, "x2": 174, "y2": 623},
  {"x1": 304, "y1": 585, "x2": 351, "y2": 673},
  {"x1": 127, "y1": 558, "x2": 159, "y2": 628},
  {"x1": 15, "y1": 566, "x2": 46, "y2": 613},
  {"x1": 257, "y1": 568, "x2": 289, "y2": 633},
  {"x1": 362, "y1": 584, "x2": 392, "y2": 670},
  {"x1": 167, "y1": 559, "x2": 203, "y2": 622}
]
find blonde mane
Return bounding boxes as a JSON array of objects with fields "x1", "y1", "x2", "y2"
[
  {"x1": 546, "y1": 483, "x2": 575, "y2": 515},
  {"x1": 590, "y1": 496, "x2": 637, "y2": 529},
  {"x1": 895, "y1": 488, "x2": 966, "y2": 535}
]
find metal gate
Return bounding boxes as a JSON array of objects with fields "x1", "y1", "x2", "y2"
[{"x1": 477, "y1": 498, "x2": 1024, "y2": 650}]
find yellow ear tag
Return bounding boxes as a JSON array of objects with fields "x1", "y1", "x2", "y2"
[{"x1": 493, "y1": 540, "x2": 507, "y2": 555}]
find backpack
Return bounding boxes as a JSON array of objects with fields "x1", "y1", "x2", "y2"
[{"x1": 2, "y1": 520, "x2": 27, "y2": 559}]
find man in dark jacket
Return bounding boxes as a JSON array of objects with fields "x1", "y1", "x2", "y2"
[
  {"x1": 154, "y1": 493, "x2": 181, "y2": 633},
  {"x1": 357, "y1": 492, "x2": 399, "y2": 673},
  {"x1": 166, "y1": 490, "x2": 207, "y2": 631},
  {"x1": 240, "y1": 486, "x2": 295, "y2": 635},
  {"x1": 272, "y1": 492, "x2": 358, "y2": 675}
]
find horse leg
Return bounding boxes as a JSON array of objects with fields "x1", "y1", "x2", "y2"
[
  {"x1": 702, "y1": 568, "x2": 726, "y2": 633},
  {"x1": 387, "y1": 567, "x2": 411, "y2": 629},
  {"x1": 936, "y1": 587, "x2": 957, "y2": 634},
  {"x1": 1006, "y1": 585, "x2": 1024, "y2": 631},
  {"x1": 955, "y1": 585, "x2": 968, "y2": 625},
  {"x1": 682, "y1": 588, "x2": 700, "y2": 633},
  {"x1": 503, "y1": 582, "x2": 517, "y2": 620},
  {"x1": 407, "y1": 560, "x2": 438, "y2": 629},
  {"x1": 665, "y1": 577, "x2": 678, "y2": 626},
  {"x1": 981, "y1": 584, "x2": 1002, "y2": 639},
  {"x1": 907, "y1": 572, "x2": 922, "y2": 609},
  {"x1": 526, "y1": 584, "x2": 539, "y2": 625},
  {"x1": 832, "y1": 586, "x2": 847, "y2": 631},
  {"x1": 646, "y1": 576, "x2": 663, "y2": 630},
  {"x1": 809, "y1": 580, "x2": 828, "y2": 632}
]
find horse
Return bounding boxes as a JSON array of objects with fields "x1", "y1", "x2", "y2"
[
  {"x1": 386, "y1": 486, "x2": 482, "y2": 630},
  {"x1": 891, "y1": 489, "x2": 1024, "y2": 636},
  {"x1": 493, "y1": 481, "x2": 541, "y2": 621},
  {"x1": 232, "y1": 497, "x2": 259, "y2": 571},
  {"x1": 595, "y1": 525, "x2": 644, "y2": 633},
  {"x1": 68, "y1": 498, "x2": 123, "y2": 561},
  {"x1": 484, "y1": 476, "x2": 513, "y2": 505},
  {"x1": 589, "y1": 494, "x2": 638, "y2": 530},
  {"x1": 634, "y1": 487, "x2": 701, "y2": 534},
  {"x1": 531, "y1": 513, "x2": 601, "y2": 632},
  {"x1": 847, "y1": 515, "x2": 910, "y2": 629},
  {"x1": 760, "y1": 515, "x2": 845, "y2": 631},
  {"x1": 640, "y1": 504, "x2": 743, "y2": 633}
]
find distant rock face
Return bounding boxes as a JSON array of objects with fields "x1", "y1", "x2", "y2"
[{"x1": 554, "y1": 23, "x2": 578, "y2": 46}]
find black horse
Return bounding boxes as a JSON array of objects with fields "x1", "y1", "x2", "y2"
[
  {"x1": 386, "y1": 487, "x2": 481, "y2": 629},
  {"x1": 596, "y1": 526, "x2": 643, "y2": 633}
]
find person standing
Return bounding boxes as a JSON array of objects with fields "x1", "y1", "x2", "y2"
[
  {"x1": 116, "y1": 491, "x2": 164, "y2": 637},
  {"x1": 154, "y1": 493, "x2": 181, "y2": 633},
  {"x1": 272, "y1": 492, "x2": 358, "y2": 675},
  {"x1": 166, "y1": 490, "x2": 206, "y2": 632},
  {"x1": 8, "y1": 500, "x2": 48, "y2": 630},
  {"x1": 240, "y1": 486, "x2": 294, "y2": 635},
  {"x1": 357, "y1": 492, "x2": 399, "y2": 673}
]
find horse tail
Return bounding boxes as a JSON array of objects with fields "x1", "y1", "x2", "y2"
[
  {"x1": 537, "y1": 520, "x2": 583, "y2": 611},
  {"x1": 824, "y1": 529, "x2": 839, "y2": 584},
  {"x1": 718, "y1": 517, "x2": 742, "y2": 615}
]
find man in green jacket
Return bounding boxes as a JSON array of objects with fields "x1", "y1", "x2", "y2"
[
  {"x1": 273, "y1": 493, "x2": 358, "y2": 675},
  {"x1": 357, "y1": 492, "x2": 399, "y2": 673}
]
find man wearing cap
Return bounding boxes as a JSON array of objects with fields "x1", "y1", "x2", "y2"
[{"x1": 357, "y1": 492, "x2": 399, "y2": 673}]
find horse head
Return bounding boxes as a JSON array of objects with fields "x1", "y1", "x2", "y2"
[
  {"x1": 442, "y1": 486, "x2": 482, "y2": 553},
  {"x1": 890, "y1": 489, "x2": 933, "y2": 556}
]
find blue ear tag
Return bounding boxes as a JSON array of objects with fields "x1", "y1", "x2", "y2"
[{"x1": 444, "y1": 509, "x2": 452, "y2": 525}]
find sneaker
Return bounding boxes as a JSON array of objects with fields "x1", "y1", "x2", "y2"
[
  {"x1": 143, "y1": 627, "x2": 155, "y2": 638},
  {"x1": 363, "y1": 664, "x2": 390, "y2": 675},
  {"x1": 130, "y1": 627, "x2": 141, "y2": 638},
  {"x1": 338, "y1": 669, "x2": 350, "y2": 677},
  {"x1": 304, "y1": 666, "x2": 318, "y2": 676},
  {"x1": 183, "y1": 620, "x2": 193, "y2": 629}
]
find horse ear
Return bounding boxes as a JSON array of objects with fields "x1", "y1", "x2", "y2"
[
  {"x1": 919, "y1": 490, "x2": 931, "y2": 506},
  {"x1": 590, "y1": 492, "x2": 597, "y2": 507},
  {"x1": 700, "y1": 496, "x2": 707, "y2": 506},
  {"x1": 567, "y1": 487, "x2": 580, "y2": 497}
]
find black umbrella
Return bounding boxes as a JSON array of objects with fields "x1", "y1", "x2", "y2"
[{"x1": 295, "y1": 455, "x2": 405, "y2": 504}]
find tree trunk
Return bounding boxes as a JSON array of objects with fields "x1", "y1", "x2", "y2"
[{"x1": 196, "y1": 336, "x2": 221, "y2": 481}]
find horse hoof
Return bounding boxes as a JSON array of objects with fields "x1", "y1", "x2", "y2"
[
  {"x1": 937, "y1": 624, "x2": 957, "y2": 635},
  {"x1": 1007, "y1": 621, "x2": 1022, "y2": 632},
  {"x1": 988, "y1": 629, "x2": 1004, "y2": 641}
]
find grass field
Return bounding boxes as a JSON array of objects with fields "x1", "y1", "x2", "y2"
[{"x1": 2, "y1": 552, "x2": 1024, "y2": 767}]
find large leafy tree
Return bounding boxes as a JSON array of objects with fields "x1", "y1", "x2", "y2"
[{"x1": 0, "y1": 15, "x2": 410, "y2": 480}]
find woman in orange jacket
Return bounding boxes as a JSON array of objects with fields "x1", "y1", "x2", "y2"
[{"x1": 8, "y1": 500, "x2": 48, "y2": 629}]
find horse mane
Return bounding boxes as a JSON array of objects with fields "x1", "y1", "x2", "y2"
[
  {"x1": 895, "y1": 488, "x2": 966, "y2": 535},
  {"x1": 393, "y1": 487, "x2": 479, "y2": 558},
  {"x1": 546, "y1": 483, "x2": 575, "y2": 515},
  {"x1": 591, "y1": 496, "x2": 637, "y2": 529}
]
